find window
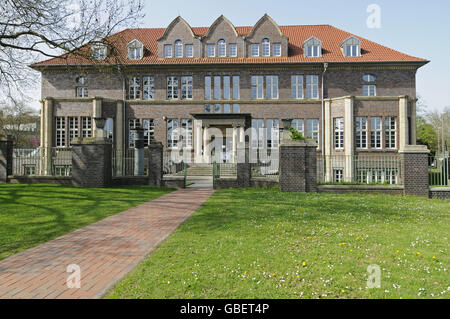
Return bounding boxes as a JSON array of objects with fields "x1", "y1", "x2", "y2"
[
  {"x1": 266, "y1": 119, "x2": 279, "y2": 148},
  {"x1": 370, "y1": 117, "x2": 382, "y2": 148},
  {"x1": 262, "y1": 38, "x2": 270, "y2": 57},
  {"x1": 56, "y1": 117, "x2": 66, "y2": 147},
  {"x1": 164, "y1": 44, "x2": 173, "y2": 57},
  {"x1": 185, "y1": 44, "x2": 193, "y2": 57},
  {"x1": 213, "y1": 76, "x2": 221, "y2": 100},
  {"x1": 232, "y1": 104, "x2": 240, "y2": 113},
  {"x1": 174, "y1": 40, "x2": 183, "y2": 58},
  {"x1": 385, "y1": 117, "x2": 397, "y2": 149},
  {"x1": 229, "y1": 44, "x2": 237, "y2": 57},
  {"x1": 128, "y1": 119, "x2": 140, "y2": 147},
  {"x1": 127, "y1": 40, "x2": 143, "y2": 60},
  {"x1": 334, "y1": 118, "x2": 344, "y2": 149},
  {"x1": 167, "y1": 76, "x2": 178, "y2": 99},
  {"x1": 341, "y1": 36, "x2": 361, "y2": 57},
  {"x1": 205, "y1": 76, "x2": 211, "y2": 100},
  {"x1": 167, "y1": 119, "x2": 178, "y2": 148},
  {"x1": 104, "y1": 118, "x2": 113, "y2": 141},
  {"x1": 223, "y1": 104, "x2": 230, "y2": 113},
  {"x1": 232, "y1": 76, "x2": 240, "y2": 99},
  {"x1": 291, "y1": 75, "x2": 303, "y2": 99},
  {"x1": 355, "y1": 117, "x2": 367, "y2": 148},
  {"x1": 68, "y1": 117, "x2": 78, "y2": 146},
  {"x1": 303, "y1": 37, "x2": 322, "y2": 58},
  {"x1": 363, "y1": 85, "x2": 376, "y2": 96},
  {"x1": 357, "y1": 169, "x2": 368, "y2": 184},
  {"x1": 273, "y1": 43, "x2": 281, "y2": 56},
  {"x1": 143, "y1": 76, "x2": 154, "y2": 100},
  {"x1": 142, "y1": 119, "x2": 155, "y2": 146},
  {"x1": 306, "y1": 75, "x2": 319, "y2": 99},
  {"x1": 81, "y1": 117, "x2": 92, "y2": 138},
  {"x1": 251, "y1": 119, "x2": 264, "y2": 148},
  {"x1": 207, "y1": 44, "x2": 215, "y2": 57},
  {"x1": 24, "y1": 165, "x2": 36, "y2": 176},
  {"x1": 214, "y1": 104, "x2": 221, "y2": 113},
  {"x1": 218, "y1": 39, "x2": 226, "y2": 57},
  {"x1": 129, "y1": 77, "x2": 140, "y2": 99},
  {"x1": 204, "y1": 104, "x2": 212, "y2": 113},
  {"x1": 266, "y1": 76, "x2": 278, "y2": 99},
  {"x1": 291, "y1": 119, "x2": 304, "y2": 136},
  {"x1": 334, "y1": 169, "x2": 343, "y2": 182},
  {"x1": 251, "y1": 44, "x2": 259, "y2": 57},
  {"x1": 181, "y1": 76, "x2": 193, "y2": 100},
  {"x1": 76, "y1": 76, "x2": 88, "y2": 97},
  {"x1": 251, "y1": 76, "x2": 264, "y2": 99},
  {"x1": 181, "y1": 119, "x2": 192, "y2": 148},
  {"x1": 92, "y1": 44, "x2": 106, "y2": 60},
  {"x1": 223, "y1": 76, "x2": 231, "y2": 100},
  {"x1": 307, "y1": 119, "x2": 319, "y2": 145},
  {"x1": 363, "y1": 74, "x2": 376, "y2": 82}
]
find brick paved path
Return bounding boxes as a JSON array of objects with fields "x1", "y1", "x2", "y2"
[{"x1": 0, "y1": 189, "x2": 214, "y2": 299}]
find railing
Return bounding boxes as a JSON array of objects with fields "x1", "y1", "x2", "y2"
[
  {"x1": 12, "y1": 147, "x2": 72, "y2": 176},
  {"x1": 429, "y1": 155, "x2": 449, "y2": 186},
  {"x1": 317, "y1": 155, "x2": 403, "y2": 185},
  {"x1": 216, "y1": 163, "x2": 237, "y2": 178},
  {"x1": 112, "y1": 148, "x2": 148, "y2": 177},
  {"x1": 251, "y1": 160, "x2": 279, "y2": 181},
  {"x1": 163, "y1": 152, "x2": 185, "y2": 175}
]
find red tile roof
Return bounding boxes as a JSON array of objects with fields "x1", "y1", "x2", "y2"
[{"x1": 32, "y1": 24, "x2": 427, "y2": 67}]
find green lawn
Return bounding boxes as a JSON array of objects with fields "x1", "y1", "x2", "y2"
[
  {"x1": 107, "y1": 188, "x2": 449, "y2": 299},
  {"x1": 0, "y1": 184, "x2": 172, "y2": 260}
]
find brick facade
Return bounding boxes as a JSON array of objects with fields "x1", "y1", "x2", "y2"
[{"x1": 401, "y1": 150, "x2": 430, "y2": 197}]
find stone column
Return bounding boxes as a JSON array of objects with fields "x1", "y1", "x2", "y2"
[
  {"x1": 71, "y1": 137, "x2": 112, "y2": 187},
  {"x1": 232, "y1": 125, "x2": 238, "y2": 163},
  {"x1": 194, "y1": 120, "x2": 202, "y2": 163},
  {"x1": 236, "y1": 142, "x2": 250, "y2": 188},
  {"x1": 203, "y1": 125, "x2": 210, "y2": 163},
  {"x1": 400, "y1": 145, "x2": 430, "y2": 197},
  {"x1": 0, "y1": 136, "x2": 13, "y2": 183},
  {"x1": 114, "y1": 101, "x2": 124, "y2": 176},
  {"x1": 324, "y1": 99, "x2": 332, "y2": 182},
  {"x1": 92, "y1": 97, "x2": 103, "y2": 138},
  {"x1": 399, "y1": 96, "x2": 409, "y2": 152},
  {"x1": 344, "y1": 97, "x2": 354, "y2": 182},
  {"x1": 410, "y1": 98, "x2": 417, "y2": 145},
  {"x1": 42, "y1": 98, "x2": 53, "y2": 175},
  {"x1": 148, "y1": 142, "x2": 163, "y2": 186}
]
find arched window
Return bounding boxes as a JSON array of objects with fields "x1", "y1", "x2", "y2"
[
  {"x1": 127, "y1": 39, "x2": 143, "y2": 60},
  {"x1": 175, "y1": 40, "x2": 183, "y2": 57},
  {"x1": 218, "y1": 39, "x2": 226, "y2": 57},
  {"x1": 262, "y1": 38, "x2": 270, "y2": 57},
  {"x1": 362, "y1": 74, "x2": 376, "y2": 96},
  {"x1": 75, "y1": 76, "x2": 88, "y2": 97},
  {"x1": 76, "y1": 76, "x2": 87, "y2": 85},
  {"x1": 363, "y1": 74, "x2": 376, "y2": 82}
]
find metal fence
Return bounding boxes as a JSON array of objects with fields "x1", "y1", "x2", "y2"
[
  {"x1": 112, "y1": 148, "x2": 149, "y2": 177},
  {"x1": 429, "y1": 155, "x2": 449, "y2": 186},
  {"x1": 12, "y1": 147, "x2": 72, "y2": 176},
  {"x1": 317, "y1": 155, "x2": 403, "y2": 185}
]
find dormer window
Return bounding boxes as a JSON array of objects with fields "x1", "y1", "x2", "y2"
[
  {"x1": 262, "y1": 38, "x2": 270, "y2": 57},
  {"x1": 341, "y1": 36, "x2": 361, "y2": 57},
  {"x1": 207, "y1": 44, "x2": 215, "y2": 57},
  {"x1": 229, "y1": 44, "x2": 237, "y2": 57},
  {"x1": 273, "y1": 43, "x2": 281, "y2": 56},
  {"x1": 218, "y1": 39, "x2": 226, "y2": 57},
  {"x1": 303, "y1": 37, "x2": 322, "y2": 57},
  {"x1": 175, "y1": 40, "x2": 183, "y2": 58},
  {"x1": 127, "y1": 39, "x2": 143, "y2": 60},
  {"x1": 185, "y1": 44, "x2": 193, "y2": 57},
  {"x1": 91, "y1": 43, "x2": 107, "y2": 60},
  {"x1": 251, "y1": 44, "x2": 259, "y2": 57},
  {"x1": 164, "y1": 44, "x2": 173, "y2": 57}
]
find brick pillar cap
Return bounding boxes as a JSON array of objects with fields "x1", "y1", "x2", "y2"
[
  {"x1": 71, "y1": 137, "x2": 112, "y2": 145},
  {"x1": 399, "y1": 145, "x2": 430, "y2": 154}
]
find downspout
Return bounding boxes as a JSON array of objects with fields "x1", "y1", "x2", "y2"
[{"x1": 321, "y1": 62, "x2": 328, "y2": 176}]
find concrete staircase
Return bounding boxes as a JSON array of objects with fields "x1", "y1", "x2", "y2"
[{"x1": 175, "y1": 163, "x2": 237, "y2": 177}]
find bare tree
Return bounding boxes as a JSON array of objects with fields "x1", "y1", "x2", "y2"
[{"x1": 0, "y1": 0, "x2": 144, "y2": 99}]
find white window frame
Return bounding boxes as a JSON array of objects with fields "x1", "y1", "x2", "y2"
[
  {"x1": 355, "y1": 117, "x2": 367, "y2": 149},
  {"x1": 167, "y1": 119, "x2": 179, "y2": 148},
  {"x1": 55, "y1": 117, "x2": 66, "y2": 147},
  {"x1": 223, "y1": 76, "x2": 231, "y2": 100},
  {"x1": 266, "y1": 119, "x2": 279, "y2": 148},
  {"x1": 104, "y1": 118, "x2": 113, "y2": 142},
  {"x1": 181, "y1": 119, "x2": 192, "y2": 148},
  {"x1": 229, "y1": 43, "x2": 237, "y2": 57},
  {"x1": 181, "y1": 76, "x2": 193, "y2": 100},
  {"x1": 306, "y1": 75, "x2": 319, "y2": 99},
  {"x1": 262, "y1": 38, "x2": 270, "y2": 57},
  {"x1": 143, "y1": 76, "x2": 154, "y2": 100},
  {"x1": 273, "y1": 43, "x2": 281, "y2": 56},
  {"x1": 232, "y1": 104, "x2": 240, "y2": 113},
  {"x1": 81, "y1": 117, "x2": 92, "y2": 138},
  {"x1": 266, "y1": 75, "x2": 278, "y2": 99},
  {"x1": 251, "y1": 76, "x2": 264, "y2": 99},
  {"x1": 127, "y1": 40, "x2": 143, "y2": 60},
  {"x1": 232, "y1": 76, "x2": 240, "y2": 99},
  {"x1": 167, "y1": 76, "x2": 179, "y2": 100},
  {"x1": 68, "y1": 117, "x2": 78, "y2": 146},
  {"x1": 385, "y1": 117, "x2": 397, "y2": 149},
  {"x1": 251, "y1": 44, "x2": 259, "y2": 57},
  {"x1": 207, "y1": 44, "x2": 215, "y2": 57},
  {"x1": 92, "y1": 44, "x2": 107, "y2": 60},
  {"x1": 334, "y1": 168, "x2": 344, "y2": 182},
  {"x1": 291, "y1": 75, "x2": 303, "y2": 99},
  {"x1": 291, "y1": 119, "x2": 304, "y2": 136},
  {"x1": 213, "y1": 76, "x2": 221, "y2": 100},
  {"x1": 307, "y1": 45, "x2": 321, "y2": 57},
  {"x1": 251, "y1": 119, "x2": 265, "y2": 149},
  {"x1": 205, "y1": 76, "x2": 212, "y2": 100},
  {"x1": 142, "y1": 119, "x2": 155, "y2": 146},
  {"x1": 307, "y1": 119, "x2": 319, "y2": 145},
  {"x1": 185, "y1": 44, "x2": 193, "y2": 57},
  {"x1": 334, "y1": 118, "x2": 344, "y2": 149},
  {"x1": 129, "y1": 77, "x2": 141, "y2": 100},
  {"x1": 218, "y1": 39, "x2": 226, "y2": 57},
  {"x1": 164, "y1": 44, "x2": 173, "y2": 58},
  {"x1": 363, "y1": 85, "x2": 376, "y2": 97},
  {"x1": 370, "y1": 117, "x2": 382, "y2": 149},
  {"x1": 76, "y1": 87, "x2": 88, "y2": 98},
  {"x1": 345, "y1": 44, "x2": 360, "y2": 57},
  {"x1": 175, "y1": 40, "x2": 183, "y2": 58}
]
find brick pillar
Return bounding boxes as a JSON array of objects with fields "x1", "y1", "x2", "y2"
[
  {"x1": 236, "y1": 143, "x2": 250, "y2": 188},
  {"x1": 400, "y1": 145, "x2": 430, "y2": 197},
  {"x1": 148, "y1": 142, "x2": 163, "y2": 187},
  {"x1": 305, "y1": 142, "x2": 318, "y2": 192},
  {"x1": 0, "y1": 136, "x2": 13, "y2": 183},
  {"x1": 71, "y1": 137, "x2": 112, "y2": 187}
]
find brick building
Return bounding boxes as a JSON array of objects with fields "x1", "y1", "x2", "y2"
[{"x1": 31, "y1": 14, "x2": 428, "y2": 182}]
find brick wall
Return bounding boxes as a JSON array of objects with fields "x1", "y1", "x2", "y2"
[{"x1": 402, "y1": 152, "x2": 429, "y2": 197}]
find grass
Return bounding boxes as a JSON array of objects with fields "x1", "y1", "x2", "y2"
[
  {"x1": 107, "y1": 188, "x2": 449, "y2": 299},
  {"x1": 0, "y1": 184, "x2": 172, "y2": 260}
]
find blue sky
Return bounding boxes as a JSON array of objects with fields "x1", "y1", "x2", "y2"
[{"x1": 138, "y1": 0, "x2": 450, "y2": 112}]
